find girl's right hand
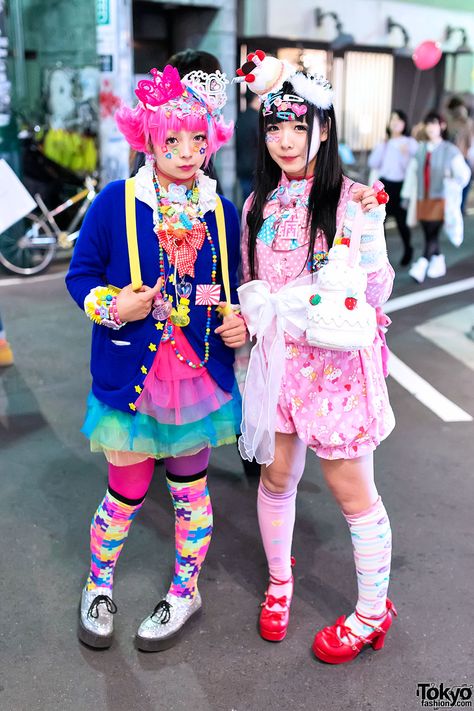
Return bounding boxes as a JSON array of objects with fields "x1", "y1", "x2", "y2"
[{"x1": 116, "y1": 278, "x2": 163, "y2": 322}]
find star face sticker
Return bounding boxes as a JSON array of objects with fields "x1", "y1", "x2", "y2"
[{"x1": 148, "y1": 343, "x2": 157, "y2": 352}]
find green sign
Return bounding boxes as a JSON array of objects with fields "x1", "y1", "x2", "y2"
[{"x1": 96, "y1": 0, "x2": 110, "y2": 25}]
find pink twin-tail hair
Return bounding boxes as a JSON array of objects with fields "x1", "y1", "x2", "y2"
[{"x1": 115, "y1": 102, "x2": 234, "y2": 165}]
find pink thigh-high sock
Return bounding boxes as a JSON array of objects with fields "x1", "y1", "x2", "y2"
[
  {"x1": 108, "y1": 458, "x2": 155, "y2": 501},
  {"x1": 258, "y1": 482, "x2": 296, "y2": 581}
]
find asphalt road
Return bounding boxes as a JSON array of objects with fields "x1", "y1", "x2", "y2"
[{"x1": 1, "y1": 223, "x2": 473, "y2": 711}]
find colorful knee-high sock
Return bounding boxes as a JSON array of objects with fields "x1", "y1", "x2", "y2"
[
  {"x1": 341, "y1": 496, "x2": 392, "y2": 638},
  {"x1": 166, "y1": 472, "x2": 213, "y2": 600},
  {"x1": 86, "y1": 489, "x2": 144, "y2": 591},
  {"x1": 257, "y1": 481, "x2": 296, "y2": 601}
]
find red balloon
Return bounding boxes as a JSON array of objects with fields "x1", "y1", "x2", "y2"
[{"x1": 412, "y1": 41, "x2": 442, "y2": 71}]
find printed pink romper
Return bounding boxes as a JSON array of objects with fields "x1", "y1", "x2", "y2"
[{"x1": 241, "y1": 174, "x2": 395, "y2": 460}]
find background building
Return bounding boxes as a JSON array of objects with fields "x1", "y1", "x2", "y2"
[
  {"x1": 239, "y1": 0, "x2": 474, "y2": 155},
  {"x1": 2, "y1": 0, "x2": 474, "y2": 194}
]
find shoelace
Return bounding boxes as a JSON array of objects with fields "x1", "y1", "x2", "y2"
[
  {"x1": 88, "y1": 594, "x2": 117, "y2": 619},
  {"x1": 151, "y1": 600, "x2": 172, "y2": 624}
]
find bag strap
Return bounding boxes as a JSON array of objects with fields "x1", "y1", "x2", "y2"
[
  {"x1": 125, "y1": 177, "x2": 143, "y2": 292},
  {"x1": 215, "y1": 195, "x2": 233, "y2": 315}
]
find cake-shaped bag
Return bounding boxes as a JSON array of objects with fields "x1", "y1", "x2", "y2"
[{"x1": 306, "y1": 201, "x2": 377, "y2": 351}]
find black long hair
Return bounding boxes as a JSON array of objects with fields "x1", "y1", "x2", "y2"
[
  {"x1": 246, "y1": 78, "x2": 343, "y2": 279},
  {"x1": 386, "y1": 108, "x2": 410, "y2": 137},
  {"x1": 424, "y1": 110, "x2": 448, "y2": 140}
]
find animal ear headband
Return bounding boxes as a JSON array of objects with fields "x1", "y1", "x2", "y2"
[{"x1": 234, "y1": 50, "x2": 334, "y2": 114}]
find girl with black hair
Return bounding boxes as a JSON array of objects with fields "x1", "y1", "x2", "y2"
[
  {"x1": 234, "y1": 51, "x2": 397, "y2": 664},
  {"x1": 409, "y1": 111, "x2": 470, "y2": 283},
  {"x1": 369, "y1": 110, "x2": 418, "y2": 265}
]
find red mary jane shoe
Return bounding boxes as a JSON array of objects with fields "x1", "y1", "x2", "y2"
[
  {"x1": 312, "y1": 599, "x2": 397, "y2": 664},
  {"x1": 259, "y1": 557, "x2": 295, "y2": 643}
]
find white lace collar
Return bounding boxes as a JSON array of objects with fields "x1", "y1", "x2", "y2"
[{"x1": 134, "y1": 164, "x2": 218, "y2": 229}]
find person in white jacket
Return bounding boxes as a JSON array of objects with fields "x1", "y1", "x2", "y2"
[{"x1": 409, "y1": 111, "x2": 471, "y2": 283}]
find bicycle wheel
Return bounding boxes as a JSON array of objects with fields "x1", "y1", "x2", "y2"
[{"x1": 0, "y1": 215, "x2": 57, "y2": 276}]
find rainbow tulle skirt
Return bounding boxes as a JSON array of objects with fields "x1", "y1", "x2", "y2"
[{"x1": 82, "y1": 327, "x2": 242, "y2": 459}]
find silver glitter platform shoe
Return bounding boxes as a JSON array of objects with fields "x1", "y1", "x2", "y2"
[
  {"x1": 135, "y1": 591, "x2": 202, "y2": 652},
  {"x1": 78, "y1": 586, "x2": 117, "y2": 649}
]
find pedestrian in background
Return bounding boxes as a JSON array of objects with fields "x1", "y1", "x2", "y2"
[
  {"x1": 446, "y1": 96, "x2": 474, "y2": 214},
  {"x1": 409, "y1": 111, "x2": 471, "y2": 283},
  {"x1": 236, "y1": 51, "x2": 397, "y2": 664},
  {"x1": 368, "y1": 110, "x2": 418, "y2": 266},
  {"x1": 235, "y1": 90, "x2": 260, "y2": 207},
  {"x1": 67, "y1": 63, "x2": 246, "y2": 652}
]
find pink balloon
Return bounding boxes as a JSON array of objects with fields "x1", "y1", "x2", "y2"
[{"x1": 412, "y1": 41, "x2": 443, "y2": 71}]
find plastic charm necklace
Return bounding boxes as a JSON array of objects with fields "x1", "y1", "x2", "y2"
[{"x1": 152, "y1": 172, "x2": 218, "y2": 369}]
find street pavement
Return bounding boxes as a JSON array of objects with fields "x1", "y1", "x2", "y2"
[{"x1": 0, "y1": 221, "x2": 473, "y2": 711}]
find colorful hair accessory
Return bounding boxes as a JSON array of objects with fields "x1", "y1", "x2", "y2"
[
  {"x1": 276, "y1": 111, "x2": 295, "y2": 121},
  {"x1": 135, "y1": 65, "x2": 229, "y2": 121},
  {"x1": 290, "y1": 72, "x2": 333, "y2": 110},
  {"x1": 183, "y1": 70, "x2": 229, "y2": 115},
  {"x1": 135, "y1": 66, "x2": 184, "y2": 110},
  {"x1": 234, "y1": 51, "x2": 294, "y2": 97},
  {"x1": 234, "y1": 50, "x2": 334, "y2": 110}
]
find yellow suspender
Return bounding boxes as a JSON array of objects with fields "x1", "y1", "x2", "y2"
[
  {"x1": 214, "y1": 195, "x2": 233, "y2": 316},
  {"x1": 125, "y1": 177, "x2": 143, "y2": 292},
  {"x1": 125, "y1": 181, "x2": 231, "y2": 310}
]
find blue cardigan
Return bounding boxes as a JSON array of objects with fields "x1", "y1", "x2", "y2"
[{"x1": 66, "y1": 180, "x2": 240, "y2": 414}]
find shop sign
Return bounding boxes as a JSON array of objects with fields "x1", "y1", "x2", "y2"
[{"x1": 96, "y1": 0, "x2": 110, "y2": 26}]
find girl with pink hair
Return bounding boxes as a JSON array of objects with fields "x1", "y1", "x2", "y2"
[{"x1": 66, "y1": 64, "x2": 246, "y2": 652}]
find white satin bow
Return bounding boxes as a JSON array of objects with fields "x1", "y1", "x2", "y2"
[{"x1": 237, "y1": 275, "x2": 317, "y2": 465}]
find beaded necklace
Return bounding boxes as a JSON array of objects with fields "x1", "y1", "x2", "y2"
[{"x1": 152, "y1": 173, "x2": 217, "y2": 369}]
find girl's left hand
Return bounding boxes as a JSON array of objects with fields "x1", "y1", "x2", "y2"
[
  {"x1": 214, "y1": 305, "x2": 247, "y2": 348},
  {"x1": 353, "y1": 187, "x2": 379, "y2": 211}
]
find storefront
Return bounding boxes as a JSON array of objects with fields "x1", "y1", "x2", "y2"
[{"x1": 238, "y1": 0, "x2": 474, "y2": 158}]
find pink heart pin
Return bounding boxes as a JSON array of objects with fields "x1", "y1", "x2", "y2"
[{"x1": 292, "y1": 104, "x2": 307, "y2": 117}]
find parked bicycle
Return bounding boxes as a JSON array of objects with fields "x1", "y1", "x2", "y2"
[{"x1": 0, "y1": 173, "x2": 97, "y2": 276}]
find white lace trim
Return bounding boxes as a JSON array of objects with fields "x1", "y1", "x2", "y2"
[{"x1": 134, "y1": 164, "x2": 217, "y2": 230}]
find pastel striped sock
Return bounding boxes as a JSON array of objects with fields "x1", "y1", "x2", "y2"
[
  {"x1": 167, "y1": 474, "x2": 213, "y2": 600},
  {"x1": 86, "y1": 490, "x2": 143, "y2": 591},
  {"x1": 342, "y1": 496, "x2": 392, "y2": 638}
]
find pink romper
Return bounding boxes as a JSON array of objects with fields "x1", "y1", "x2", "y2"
[{"x1": 241, "y1": 174, "x2": 396, "y2": 460}]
